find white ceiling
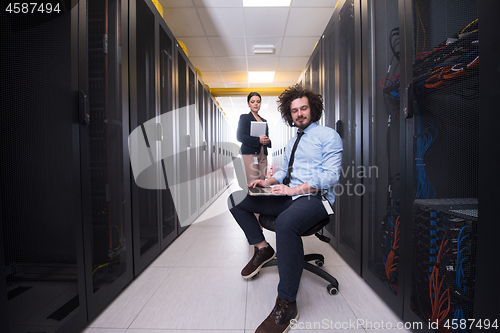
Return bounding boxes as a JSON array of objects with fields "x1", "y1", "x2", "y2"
[{"x1": 158, "y1": 0, "x2": 337, "y2": 139}]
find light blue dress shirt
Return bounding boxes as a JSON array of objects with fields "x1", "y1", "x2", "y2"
[{"x1": 273, "y1": 122, "x2": 343, "y2": 205}]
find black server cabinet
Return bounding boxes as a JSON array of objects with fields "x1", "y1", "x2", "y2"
[
  {"x1": 322, "y1": 14, "x2": 339, "y2": 249},
  {"x1": 158, "y1": 18, "x2": 178, "y2": 250},
  {"x1": 188, "y1": 66, "x2": 198, "y2": 218},
  {"x1": 130, "y1": 0, "x2": 160, "y2": 275},
  {"x1": 401, "y1": 0, "x2": 482, "y2": 331},
  {"x1": 129, "y1": 0, "x2": 177, "y2": 275},
  {"x1": 361, "y1": 0, "x2": 405, "y2": 315},
  {"x1": 210, "y1": 100, "x2": 217, "y2": 199},
  {"x1": 175, "y1": 47, "x2": 199, "y2": 232},
  {"x1": 474, "y1": 0, "x2": 500, "y2": 325},
  {"x1": 81, "y1": 0, "x2": 134, "y2": 320},
  {"x1": 0, "y1": 2, "x2": 87, "y2": 332},
  {"x1": 322, "y1": 0, "x2": 363, "y2": 274},
  {"x1": 197, "y1": 81, "x2": 212, "y2": 212},
  {"x1": 203, "y1": 88, "x2": 213, "y2": 206}
]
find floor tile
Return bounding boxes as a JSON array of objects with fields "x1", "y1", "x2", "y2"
[
  {"x1": 86, "y1": 185, "x2": 411, "y2": 333},
  {"x1": 129, "y1": 266, "x2": 247, "y2": 330},
  {"x1": 82, "y1": 329, "x2": 126, "y2": 333},
  {"x1": 323, "y1": 266, "x2": 405, "y2": 329},
  {"x1": 86, "y1": 267, "x2": 172, "y2": 329},
  {"x1": 127, "y1": 330, "x2": 244, "y2": 333}
]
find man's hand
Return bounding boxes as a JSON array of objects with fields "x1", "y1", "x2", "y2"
[
  {"x1": 248, "y1": 179, "x2": 268, "y2": 188},
  {"x1": 268, "y1": 184, "x2": 293, "y2": 196},
  {"x1": 269, "y1": 182, "x2": 320, "y2": 197},
  {"x1": 248, "y1": 177, "x2": 279, "y2": 189}
]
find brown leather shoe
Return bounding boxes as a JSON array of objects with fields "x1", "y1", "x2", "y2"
[
  {"x1": 241, "y1": 243, "x2": 275, "y2": 279},
  {"x1": 255, "y1": 296, "x2": 299, "y2": 333}
]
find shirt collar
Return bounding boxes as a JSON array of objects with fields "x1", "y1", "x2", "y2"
[{"x1": 297, "y1": 122, "x2": 318, "y2": 136}]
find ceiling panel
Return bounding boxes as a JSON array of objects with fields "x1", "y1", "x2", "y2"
[
  {"x1": 177, "y1": 37, "x2": 213, "y2": 57},
  {"x1": 221, "y1": 72, "x2": 248, "y2": 84},
  {"x1": 162, "y1": 8, "x2": 205, "y2": 37},
  {"x1": 216, "y1": 57, "x2": 248, "y2": 72},
  {"x1": 161, "y1": 0, "x2": 194, "y2": 7},
  {"x1": 208, "y1": 37, "x2": 246, "y2": 57},
  {"x1": 292, "y1": 0, "x2": 337, "y2": 7},
  {"x1": 189, "y1": 57, "x2": 219, "y2": 72},
  {"x1": 198, "y1": 7, "x2": 245, "y2": 37},
  {"x1": 158, "y1": 0, "x2": 337, "y2": 121},
  {"x1": 276, "y1": 56, "x2": 309, "y2": 70},
  {"x1": 243, "y1": 7, "x2": 289, "y2": 37},
  {"x1": 285, "y1": 7, "x2": 334, "y2": 37},
  {"x1": 198, "y1": 71, "x2": 224, "y2": 83},
  {"x1": 247, "y1": 57, "x2": 279, "y2": 71},
  {"x1": 280, "y1": 36, "x2": 319, "y2": 57},
  {"x1": 274, "y1": 71, "x2": 303, "y2": 84},
  {"x1": 193, "y1": 0, "x2": 242, "y2": 8}
]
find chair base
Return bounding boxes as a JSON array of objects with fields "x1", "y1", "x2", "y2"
[{"x1": 261, "y1": 254, "x2": 340, "y2": 295}]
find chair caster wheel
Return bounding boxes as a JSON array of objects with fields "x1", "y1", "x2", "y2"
[
  {"x1": 315, "y1": 259, "x2": 324, "y2": 267},
  {"x1": 327, "y1": 284, "x2": 339, "y2": 295}
]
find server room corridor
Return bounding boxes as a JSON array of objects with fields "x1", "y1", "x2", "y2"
[{"x1": 82, "y1": 182, "x2": 412, "y2": 333}]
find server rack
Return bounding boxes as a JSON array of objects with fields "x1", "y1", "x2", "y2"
[
  {"x1": 314, "y1": 0, "x2": 363, "y2": 274},
  {"x1": 1, "y1": 0, "x2": 236, "y2": 331},
  {"x1": 129, "y1": 0, "x2": 180, "y2": 274},
  {"x1": 401, "y1": 1, "x2": 482, "y2": 331},
  {"x1": 129, "y1": 0, "x2": 162, "y2": 276},
  {"x1": 361, "y1": 0, "x2": 405, "y2": 315},
  {"x1": 297, "y1": 0, "x2": 499, "y2": 329},
  {"x1": 0, "y1": 2, "x2": 87, "y2": 332},
  {"x1": 322, "y1": 12, "x2": 339, "y2": 250},
  {"x1": 473, "y1": 0, "x2": 500, "y2": 324},
  {"x1": 81, "y1": 0, "x2": 134, "y2": 319},
  {"x1": 158, "y1": 14, "x2": 178, "y2": 250}
]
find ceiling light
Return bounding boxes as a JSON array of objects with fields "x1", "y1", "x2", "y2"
[
  {"x1": 253, "y1": 45, "x2": 276, "y2": 54},
  {"x1": 248, "y1": 71, "x2": 275, "y2": 83},
  {"x1": 243, "y1": 0, "x2": 291, "y2": 7}
]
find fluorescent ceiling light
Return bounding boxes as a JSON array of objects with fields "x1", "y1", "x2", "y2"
[
  {"x1": 248, "y1": 71, "x2": 275, "y2": 83},
  {"x1": 253, "y1": 45, "x2": 276, "y2": 54},
  {"x1": 243, "y1": 0, "x2": 291, "y2": 7}
]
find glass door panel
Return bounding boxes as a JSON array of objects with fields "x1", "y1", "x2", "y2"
[
  {"x1": 0, "y1": 3, "x2": 86, "y2": 331},
  {"x1": 130, "y1": 0, "x2": 159, "y2": 273},
  {"x1": 364, "y1": 0, "x2": 401, "y2": 296},
  {"x1": 85, "y1": 0, "x2": 131, "y2": 316},
  {"x1": 335, "y1": 0, "x2": 362, "y2": 273},
  {"x1": 159, "y1": 24, "x2": 177, "y2": 248}
]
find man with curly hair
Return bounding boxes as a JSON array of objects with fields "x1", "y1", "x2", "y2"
[{"x1": 228, "y1": 84, "x2": 343, "y2": 333}]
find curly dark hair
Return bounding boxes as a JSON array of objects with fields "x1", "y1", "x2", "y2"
[{"x1": 277, "y1": 84, "x2": 324, "y2": 127}]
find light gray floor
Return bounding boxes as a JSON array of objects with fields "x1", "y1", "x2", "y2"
[{"x1": 83, "y1": 183, "x2": 413, "y2": 333}]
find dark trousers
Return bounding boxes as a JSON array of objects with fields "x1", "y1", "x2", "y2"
[{"x1": 228, "y1": 191, "x2": 328, "y2": 302}]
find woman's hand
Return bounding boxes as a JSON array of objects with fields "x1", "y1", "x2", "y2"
[{"x1": 259, "y1": 135, "x2": 270, "y2": 145}]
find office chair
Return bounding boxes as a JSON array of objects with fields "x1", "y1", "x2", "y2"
[
  {"x1": 231, "y1": 155, "x2": 339, "y2": 295},
  {"x1": 257, "y1": 213, "x2": 340, "y2": 296}
]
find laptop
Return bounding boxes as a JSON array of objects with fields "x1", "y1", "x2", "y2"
[
  {"x1": 233, "y1": 156, "x2": 285, "y2": 196},
  {"x1": 248, "y1": 185, "x2": 284, "y2": 196}
]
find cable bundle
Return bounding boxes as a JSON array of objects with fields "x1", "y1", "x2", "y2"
[
  {"x1": 413, "y1": 19, "x2": 479, "y2": 90},
  {"x1": 415, "y1": 105, "x2": 437, "y2": 199}
]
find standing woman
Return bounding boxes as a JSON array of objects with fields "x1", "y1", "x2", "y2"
[{"x1": 237, "y1": 92, "x2": 271, "y2": 184}]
